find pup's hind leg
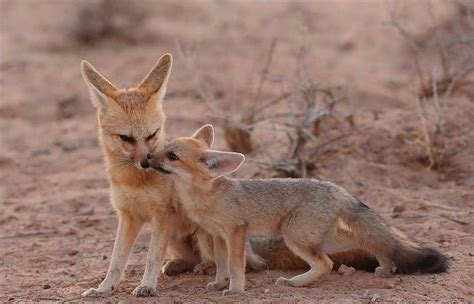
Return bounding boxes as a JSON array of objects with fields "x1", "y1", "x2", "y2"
[
  {"x1": 374, "y1": 254, "x2": 394, "y2": 278},
  {"x1": 276, "y1": 239, "x2": 333, "y2": 287}
]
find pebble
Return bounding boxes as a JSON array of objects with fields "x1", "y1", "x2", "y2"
[
  {"x1": 67, "y1": 249, "x2": 79, "y2": 256},
  {"x1": 43, "y1": 283, "x2": 51, "y2": 289},
  {"x1": 338, "y1": 264, "x2": 356, "y2": 276}
]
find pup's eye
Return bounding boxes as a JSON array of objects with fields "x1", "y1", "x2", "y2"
[
  {"x1": 119, "y1": 134, "x2": 134, "y2": 143},
  {"x1": 167, "y1": 151, "x2": 179, "y2": 161},
  {"x1": 146, "y1": 129, "x2": 159, "y2": 141}
]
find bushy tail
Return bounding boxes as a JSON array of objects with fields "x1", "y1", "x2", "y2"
[
  {"x1": 343, "y1": 200, "x2": 449, "y2": 274},
  {"x1": 385, "y1": 227, "x2": 449, "y2": 274}
]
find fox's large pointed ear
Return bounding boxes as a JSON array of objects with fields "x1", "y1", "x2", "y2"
[
  {"x1": 137, "y1": 53, "x2": 173, "y2": 102},
  {"x1": 200, "y1": 150, "x2": 244, "y2": 177},
  {"x1": 192, "y1": 124, "x2": 214, "y2": 147},
  {"x1": 80, "y1": 60, "x2": 118, "y2": 109}
]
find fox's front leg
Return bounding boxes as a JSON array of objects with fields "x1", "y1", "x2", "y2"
[
  {"x1": 206, "y1": 236, "x2": 228, "y2": 291},
  {"x1": 82, "y1": 210, "x2": 143, "y2": 297},
  {"x1": 132, "y1": 213, "x2": 172, "y2": 297},
  {"x1": 223, "y1": 226, "x2": 247, "y2": 295}
]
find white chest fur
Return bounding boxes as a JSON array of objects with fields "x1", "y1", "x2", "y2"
[{"x1": 111, "y1": 184, "x2": 165, "y2": 220}]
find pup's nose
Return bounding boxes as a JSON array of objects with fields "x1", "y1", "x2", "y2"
[{"x1": 140, "y1": 159, "x2": 150, "y2": 169}]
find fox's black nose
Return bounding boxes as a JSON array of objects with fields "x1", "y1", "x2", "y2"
[{"x1": 140, "y1": 159, "x2": 150, "y2": 169}]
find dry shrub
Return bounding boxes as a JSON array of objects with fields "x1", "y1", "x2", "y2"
[
  {"x1": 177, "y1": 39, "x2": 350, "y2": 178},
  {"x1": 73, "y1": 0, "x2": 148, "y2": 45},
  {"x1": 388, "y1": 0, "x2": 474, "y2": 169},
  {"x1": 222, "y1": 119, "x2": 254, "y2": 154}
]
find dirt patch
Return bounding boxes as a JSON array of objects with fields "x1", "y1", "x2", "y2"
[{"x1": 1, "y1": 1, "x2": 473, "y2": 302}]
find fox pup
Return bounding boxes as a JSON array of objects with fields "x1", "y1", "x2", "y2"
[{"x1": 150, "y1": 124, "x2": 448, "y2": 295}]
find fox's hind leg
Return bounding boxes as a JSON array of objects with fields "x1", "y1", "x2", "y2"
[
  {"x1": 276, "y1": 239, "x2": 333, "y2": 287},
  {"x1": 162, "y1": 234, "x2": 200, "y2": 276},
  {"x1": 374, "y1": 254, "x2": 395, "y2": 278}
]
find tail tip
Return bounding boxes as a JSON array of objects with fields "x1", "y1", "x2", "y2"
[{"x1": 424, "y1": 248, "x2": 449, "y2": 273}]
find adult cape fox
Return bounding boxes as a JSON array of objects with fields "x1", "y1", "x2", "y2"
[
  {"x1": 80, "y1": 54, "x2": 403, "y2": 297},
  {"x1": 150, "y1": 125, "x2": 448, "y2": 295}
]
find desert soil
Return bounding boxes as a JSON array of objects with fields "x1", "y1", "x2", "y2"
[{"x1": 1, "y1": 0, "x2": 473, "y2": 302}]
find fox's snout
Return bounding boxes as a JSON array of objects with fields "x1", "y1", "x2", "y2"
[
  {"x1": 149, "y1": 154, "x2": 172, "y2": 174},
  {"x1": 139, "y1": 153, "x2": 153, "y2": 169},
  {"x1": 150, "y1": 162, "x2": 172, "y2": 174}
]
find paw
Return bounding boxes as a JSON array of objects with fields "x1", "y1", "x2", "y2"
[
  {"x1": 276, "y1": 277, "x2": 294, "y2": 287},
  {"x1": 206, "y1": 280, "x2": 228, "y2": 291},
  {"x1": 193, "y1": 261, "x2": 216, "y2": 275},
  {"x1": 223, "y1": 288, "x2": 243, "y2": 296},
  {"x1": 162, "y1": 259, "x2": 195, "y2": 276},
  {"x1": 375, "y1": 266, "x2": 393, "y2": 278},
  {"x1": 132, "y1": 285, "x2": 156, "y2": 297},
  {"x1": 81, "y1": 287, "x2": 113, "y2": 298}
]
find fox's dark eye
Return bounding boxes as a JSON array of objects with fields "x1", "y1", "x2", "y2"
[
  {"x1": 146, "y1": 129, "x2": 159, "y2": 141},
  {"x1": 167, "y1": 151, "x2": 179, "y2": 161},
  {"x1": 119, "y1": 134, "x2": 134, "y2": 143}
]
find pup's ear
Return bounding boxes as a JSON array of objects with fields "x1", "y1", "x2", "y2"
[
  {"x1": 80, "y1": 60, "x2": 118, "y2": 109},
  {"x1": 192, "y1": 124, "x2": 214, "y2": 147},
  {"x1": 200, "y1": 150, "x2": 244, "y2": 177},
  {"x1": 137, "y1": 53, "x2": 173, "y2": 103}
]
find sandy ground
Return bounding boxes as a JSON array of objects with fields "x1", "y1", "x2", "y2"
[{"x1": 1, "y1": 1, "x2": 473, "y2": 302}]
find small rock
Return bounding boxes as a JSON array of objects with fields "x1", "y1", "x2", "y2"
[
  {"x1": 79, "y1": 207, "x2": 95, "y2": 216},
  {"x1": 338, "y1": 264, "x2": 356, "y2": 276},
  {"x1": 67, "y1": 249, "x2": 79, "y2": 256},
  {"x1": 264, "y1": 289, "x2": 270, "y2": 294},
  {"x1": 384, "y1": 282, "x2": 396, "y2": 289},
  {"x1": 43, "y1": 283, "x2": 51, "y2": 289},
  {"x1": 393, "y1": 205, "x2": 405, "y2": 213},
  {"x1": 418, "y1": 201, "x2": 429, "y2": 211}
]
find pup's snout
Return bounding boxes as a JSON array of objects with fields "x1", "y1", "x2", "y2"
[
  {"x1": 149, "y1": 161, "x2": 172, "y2": 174},
  {"x1": 140, "y1": 159, "x2": 150, "y2": 169}
]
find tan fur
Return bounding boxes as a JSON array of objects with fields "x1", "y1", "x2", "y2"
[
  {"x1": 80, "y1": 56, "x2": 442, "y2": 298},
  {"x1": 80, "y1": 54, "x2": 199, "y2": 298},
  {"x1": 80, "y1": 55, "x2": 265, "y2": 298},
  {"x1": 150, "y1": 125, "x2": 448, "y2": 294}
]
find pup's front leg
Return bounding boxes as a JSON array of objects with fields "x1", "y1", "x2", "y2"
[
  {"x1": 82, "y1": 210, "x2": 143, "y2": 297},
  {"x1": 206, "y1": 236, "x2": 228, "y2": 291},
  {"x1": 132, "y1": 213, "x2": 172, "y2": 297},
  {"x1": 223, "y1": 226, "x2": 247, "y2": 296}
]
